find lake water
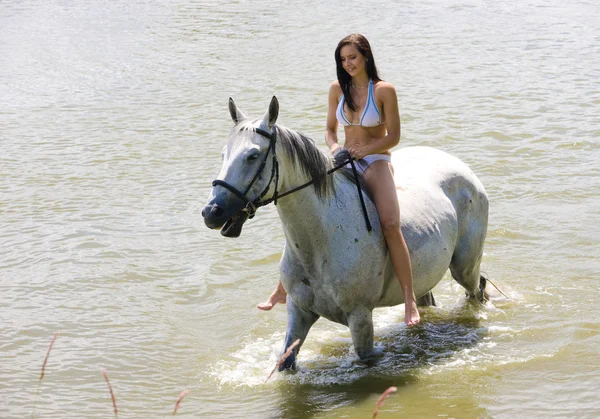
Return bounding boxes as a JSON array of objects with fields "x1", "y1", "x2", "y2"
[{"x1": 1, "y1": 0, "x2": 599, "y2": 418}]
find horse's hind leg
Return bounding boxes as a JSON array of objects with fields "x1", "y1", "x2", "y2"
[
  {"x1": 417, "y1": 291, "x2": 436, "y2": 307},
  {"x1": 449, "y1": 251, "x2": 488, "y2": 302},
  {"x1": 347, "y1": 307, "x2": 378, "y2": 361},
  {"x1": 279, "y1": 299, "x2": 319, "y2": 371},
  {"x1": 450, "y1": 190, "x2": 488, "y2": 303}
]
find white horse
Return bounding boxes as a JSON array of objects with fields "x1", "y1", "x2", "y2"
[{"x1": 202, "y1": 97, "x2": 489, "y2": 370}]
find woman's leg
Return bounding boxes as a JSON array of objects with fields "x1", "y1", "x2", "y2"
[
  {"x1": 257, "y1": 281, "x2": 287, "y2": 310},
  {"x1": 363, "y1": 160, "x2": 420, "y2": 326}
]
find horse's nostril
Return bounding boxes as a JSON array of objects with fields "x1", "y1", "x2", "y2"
[{"x1": 203, "y1": 204, "x2": 224, "y2": 219}]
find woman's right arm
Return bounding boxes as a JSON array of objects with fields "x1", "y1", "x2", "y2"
[{"x1": 325, "y1": 82, "x2": 341, "y2": 154}]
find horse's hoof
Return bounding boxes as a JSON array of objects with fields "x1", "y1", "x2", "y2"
[
  {"x1": 278, "y1": 353, "x2": 297, "y2": 372},
  {"x1": 356, "y1": 346, "x2": 384, "y2": 366}
]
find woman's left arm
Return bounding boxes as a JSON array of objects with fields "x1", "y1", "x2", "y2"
[{"x1": 361, "y1": 83, "x2": 401, "y2": 156}]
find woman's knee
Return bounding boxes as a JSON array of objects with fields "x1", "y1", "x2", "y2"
[{"x1": 380, "y1": 217, "x2": 401, "y2": 235}]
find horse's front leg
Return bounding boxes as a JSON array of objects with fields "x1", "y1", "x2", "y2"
[
  {"x1": 347, "y1": 306, "x2": 379, "y2": 361},
  {"x1": 279, "y1": 299, "x2": 319, "y2": 371}
]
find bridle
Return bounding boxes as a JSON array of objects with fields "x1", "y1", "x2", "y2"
[
  {"x1": 211, "y1": 126, "x2": 372, "y2": 231},
  {"x1": 211, "y1": 127, "x2": 279, "y2": 219}
]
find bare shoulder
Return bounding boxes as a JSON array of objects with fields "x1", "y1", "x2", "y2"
[
  {"x1": 373, "y1": 80, "x2": 397, "y2": 98},
  {"x1": 329, "y1": 80, "x2": 342, "y2": 93},
  {"x1": 329, "y1": 81, "x2": 342, "y2": 102}
]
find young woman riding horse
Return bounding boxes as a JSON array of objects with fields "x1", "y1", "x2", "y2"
[{"x1": 258, "y1": 34, "x2": 421, "y2": 327}]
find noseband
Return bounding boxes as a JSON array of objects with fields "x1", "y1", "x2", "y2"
[{"x1": 211, "y1": 127, "x2": 279, "y2": 219}]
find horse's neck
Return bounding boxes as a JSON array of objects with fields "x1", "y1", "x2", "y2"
[
  {"x1": 276, "y1": 154, "x2": 325, "y2": 217},
  {"x1": 276, "y1": 188, "x2": 326, "y2": 224},
  {"x1": 275, "y1": 190, "x2": 332, "y2": 270},
  {"x1": 272, "y1": 131, "x2": 376, "y2": 256},
  {"x1": 273, "y1": 145, "x2": 387, "y2": 283},
  {"x1": 274, "y1": 150, "x2": 333, "y2": 247},
  {"x1": 275, "y1": 172, "x2": 383, "y2": 279}
]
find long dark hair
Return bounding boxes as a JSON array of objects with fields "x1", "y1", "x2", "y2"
[{"x1": 334, "y1": 34, "x2": 381, "y2": 112}]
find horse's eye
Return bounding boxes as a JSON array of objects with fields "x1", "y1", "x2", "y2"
[{"x1": 247, "y1": 151, "x2": 259, "y2": 162}]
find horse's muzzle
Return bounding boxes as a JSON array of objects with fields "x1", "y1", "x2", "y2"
[
  {"x1": 202, "y1": 203, "x2": 249, "y2": 238},
  {"x1": 202, "y1": 203, "x2": 230, "y2": 230},
  {"x1": 202, "y1": 204, "x2": 225, "y2": 226}
]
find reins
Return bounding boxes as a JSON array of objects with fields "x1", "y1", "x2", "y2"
[{"x1": 212, "y1": 127, "x2": 373, "y2": 232}]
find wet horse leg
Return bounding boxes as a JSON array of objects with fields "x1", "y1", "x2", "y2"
[
  {"x1": 417, "y1": 291, "x2": 436, "y2": 307},
  {"x1": 347, "y1": 307, "x2": 378, "y2": 361},
  {"x1": 449, "y1": 188, "x2": 488, "y2": 302},
  {"x1": 279, "y1": 299, "x2": 319, "y2": 371},
  {"x1": 449, "y1": 234, "x2": 488, "y2": 302}
]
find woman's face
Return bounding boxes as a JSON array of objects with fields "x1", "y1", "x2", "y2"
[{"x1": 339, "y1": 44, "x2": 366, "y2": 78}]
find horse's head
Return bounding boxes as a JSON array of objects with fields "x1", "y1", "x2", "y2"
[{"x1": 202, "y1": 96, "x2": 280, "y2": 238}]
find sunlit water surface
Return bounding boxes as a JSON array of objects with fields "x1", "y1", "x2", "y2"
[{"x1": 1, "y1": 1, "x2": 599, "y2": 418}]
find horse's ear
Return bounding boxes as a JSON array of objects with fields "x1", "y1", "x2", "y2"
[
  {"x1": 229, "y1": 97, "x2": 247, "y2": 124},
  {"x1": 262, "y1": 96, "x2": 279, "y2": 128}
]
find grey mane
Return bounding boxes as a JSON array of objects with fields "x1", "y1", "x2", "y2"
[
  {"x1": 274, "y1": 124, "x2": 333, "y2": 198},
  {"x1": 274, "y1": 125, "x2": 369, "y2": 200},
  {"x1": 234, "y1": 121, "x2": 334, "y2": 199}
]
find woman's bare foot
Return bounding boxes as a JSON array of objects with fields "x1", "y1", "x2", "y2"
[
  {"x1": 404, "y1": 299, "x2": 421, "y2": 326},
  {"x1": 257, "y1": 282, "x2": 287, "y2": 311}
]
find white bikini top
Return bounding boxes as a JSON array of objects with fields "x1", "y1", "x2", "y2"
[{"x1": 336, "y1": 79, "x2": 383, "y2": 127}]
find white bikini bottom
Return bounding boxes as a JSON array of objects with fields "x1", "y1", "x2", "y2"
[{"x1": 348, "y1": 154, "x2": 391, "y2": 175}]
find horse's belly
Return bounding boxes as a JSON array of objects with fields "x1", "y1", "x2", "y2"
[
  {"x1": 377, "y1": 181, "x2": 458, "y2": 306},
  {"x1": 409, "y1": 227, "x2": 456, "y2": 295},
  {"x1": 376, "y1": 221, "x2": 456, "y2": 307}
]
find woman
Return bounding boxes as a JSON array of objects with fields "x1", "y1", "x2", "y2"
[{"x1": 258, "y1": 34, "x2": 420, "y2": 326}]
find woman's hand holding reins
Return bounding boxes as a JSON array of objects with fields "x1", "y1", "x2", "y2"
[
  {"x1": 332, "y1": 147, "x2": 351, "y2": 167},
  {"x1": 347, "y1": 144, "x2": 369, "y2": 160}
]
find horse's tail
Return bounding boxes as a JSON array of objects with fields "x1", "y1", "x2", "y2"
[{"x1": 480, "y1": 274, "x2": 509, "y2": 300}]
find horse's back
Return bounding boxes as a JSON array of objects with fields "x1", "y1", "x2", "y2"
[
  {"x1": 392, "y1": 147, "x2": 484, "y2": 191},
  {"x1": 392, "y1": 147, "x2": 487, "y2": 220}
]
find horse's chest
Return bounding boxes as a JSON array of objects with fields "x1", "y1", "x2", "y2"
[{"x1": 280, "y1": 250, "x2": 328, "y2": 284}]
